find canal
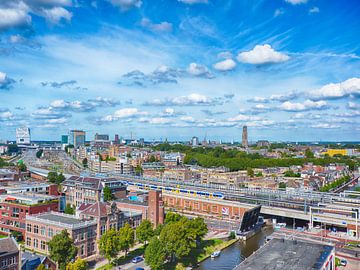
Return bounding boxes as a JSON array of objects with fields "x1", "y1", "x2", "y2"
[{"x1": 197, "y1": 226, "x2": 274, "y2": 270}]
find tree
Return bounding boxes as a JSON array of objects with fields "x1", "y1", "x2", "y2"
[
  {"x1": 48, "y1": 230, "x2": 77, "y2": 270},
  {"x1": 154, "y1": 224, "x2": 164, "y2": 236},
  {"x1": 36, "y1": 265, "x2": 46, "y2": 270},
  {"x1": 47, "y1": 172, "x2": 65, "y2": 185},
  {"x1": 66, "y1": 258, "x2": 88, "y2": 270},
  {"x1": 36, "y1": 149, "x2": 43, "y2": 159},
  {"x1": 149, "y1": 155, "x2": 158, "y2": 162},
  {"x1": 145, "y1": 237, "x2": 166, "y2": 270},
  {"x1": 278, "y1": 182, "x2": 287, "y2": 189},
  {"x1": 103, "y1": 186, "x2": 114, "y2": 202},
  {"x1": 135, "y1": 165, "x2": 143, "y2": 176},
  {"x1": 305, "y1": 148, "x2": 314, "y2": 158},
  {"x1": 118, "y1": 223, "x2": 135, "y2": 256},
  {"x1": 247, "y1": 167, "x2": 254, "y2": 177},
  {"x1": 187, "y1": 217, "x2": 208, "y2": 243},
  {"x1": 164, "y1": 212, "x2": 182, "y2": 224},
  {"x1": 136, "y1": 220, "x2": 154, "y2": 245},
  {"x1": 98, "y1": 228, "x2": 120, "y2": 261},
  {"x1": 17, "y1": 162, "x2": 27, "y2": 172},
  {"x1": 64, "y1": 204, "x2": 75, "y2": 215},
  {"x1": 159, "y1": 220, "x2": 194, "y2": 262},
  {"x1": 82, "y1": 158, "x2": 88, "y2": 168}
]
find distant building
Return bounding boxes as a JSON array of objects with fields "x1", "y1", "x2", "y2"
[
  {"x1": 25, "y1": 212, "x2": 97, "y2": 258},
  {"x1": 61, "y1": 135, "x2": 68, "y2": 144},
  {"x1": 68, "y1": 130, "x2": 86, "y2": 148},
  {"x1": 191, "y1": 136, "x2": 199, "y2": 146},
  {"x1": 257, "y1": 140, "x2": 270, "y2": 148},
  {"x1": 242, "y1": 126, "x2": 248, "y2": 148},
  {"x1": 235, "y1": 238, "x2": 335, "y2": 270},
  {"x1": 114, "y1": 134, "x2": 120, "y2": 144},
  {"x1": 16, "y1": 127, "x2": 31, "y2": 145},
  {"x1": 0, "y1": 237, "x2": 19, "y2": 270},
  {"x1": 94, "y1": 133, "x2": 109, "y2": 141}
]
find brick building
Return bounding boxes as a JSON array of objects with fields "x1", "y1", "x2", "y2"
[
  {"x1": 0, "y1": 194, "x2": 59, "y2": 237},
  {"x1": 0, "y1": 237, "x2": 19, "y2": 270},
  {"x1": 25, "y1": 212, "x2": 97, "y2": 258},
  {"x1": 115, "y1": 190, "x2": 164, "y2": 226}
]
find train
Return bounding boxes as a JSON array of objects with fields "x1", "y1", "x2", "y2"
[{"x1": 117, "y1": 179, "x2": 225, "y2": 199}]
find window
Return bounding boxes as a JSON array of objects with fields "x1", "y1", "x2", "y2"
[
  {"x1": 34, "y1": 225, "x2": 39, "y2": 234},
  {"x1": 26, "y1": 223, "x2": 32, "y2": 232},
  {"x1": 34, "y1": 239, "x2": 38, "y2": 248},
  {"x1": 48, "y1": 228, "x2": 53, "y2": 237},
  {"x1": 80, "y1": 245, "x2": 84, "y2": 255},
  {"x1": 41, "y1": 226, "x2": 46, "y2": 236},
  {"x1": 26, "y1": 237, "x2": 31, "y2": 246},
  {"x1": 41, "y1": 240, "x2": 46, "y2": 250}
]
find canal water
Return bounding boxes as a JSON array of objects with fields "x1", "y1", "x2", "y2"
[{"x1": 197, "y1": 226, "x2": 274, "y2": 270}]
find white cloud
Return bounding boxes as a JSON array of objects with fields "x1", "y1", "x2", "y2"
[
  {"x1": 228, "y1": 114, "x2": 261, "y2": 122},
  {"x1": 0, "y1": 71, "x2": 16, "y2": 90},
  {"x1": 101, "y1": 108, "x2": 148, "y2": 122},
  {"x1": 40, "y1": 7, "x2": 72, "y2": 24},
  {"x1": 274, "y1": 8, "x2": 285, "y2": 17},
  {"x1": 279, "y1": 100, "x2": 329, "y2": 111},
  {"x1": 308, "y1": 78, "x2": 360, "y2": 100},
  {"x1": 178, "y1": 0, "x2": 208, "y2": 4},
  {"x1": 180, "y1": 116, "x2": 196, "y2": 123},
  {"x1": 140, "y1": 18, "x2": 172, "y2": 32},
  {"x1": 108, "y1": 0, "x2": 142, "y2": 11},
  {"x1": 347, "y1": 102, "x2": 360, "y2": 110},
  {"x1": 311, "y1": 123, "x2": 340, "y2": 129},
  {"x1": 213, "y1": 59, "x2": 236, "y2": 71},
  {"x1": 145, "y1": 93, "x2": 231, "y2": 106},
  {"x1": 0, "y1": 4, "x2": 31, "y2": 30},
  {"x1": 285, "y1": 0, "x2": 308, "y2": 5},
  {"x1": 309, "y1": 7, "x2": 320, "y2": 14},
  {"x1": 187, "y1": 63, "x2": 214, "y2": 78},
  {"x1": 237, "y1": 44, "x2": 290, "y2": 64}
]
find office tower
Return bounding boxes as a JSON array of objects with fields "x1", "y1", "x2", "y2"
[
  {"x1": 191, "y1": 136, "x2": 199, "y2": 146},
  {"x1": 242, "y1": 125, "x2": 248, "y2": 147},
  {"x1": 61, "y1": 135, "x2": 69, "y2": 144},
  {"x1": 94, "y1": 133, "x2": 109, "y2": 141},
  {"x1": 68, "y1": 130, "x2": 86, "y2": 148},
  {"x1": 16, "y1": 126, "x2": 31, "y2": 145},
  {"x1": 114, "y1": 134, "x2": 120, "y2": 144}
]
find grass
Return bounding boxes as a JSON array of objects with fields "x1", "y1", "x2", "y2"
[
  {"x1": 165, "y1": 238, "x2": 238, "y2": 270},
  {"x1": 0, "y1": 234, "x2": 7, "y2": 239}
]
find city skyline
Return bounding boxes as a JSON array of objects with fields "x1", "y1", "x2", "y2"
[{"x1": 0, "y1": 0, "x2": 360, "y2": 141}]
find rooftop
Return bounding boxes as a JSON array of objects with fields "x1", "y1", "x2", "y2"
[
  {"x1": 0, "y1": 237, "x2": 19, "y2": 257},
  {"x1": 235, "y1": 238, "x2": 334, "y2": 270},
  {"x1": 0, "y1": 193, "x2": 57, "y2": 205}
]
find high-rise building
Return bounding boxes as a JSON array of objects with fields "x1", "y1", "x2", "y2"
[
  {"x1": 191, "y1": 136, "x2": 199, "y2": 146},
  {"x1": 61, "y1": 135, "x2": 69, "y2": 144},
  {"x1": 114, "y1": 134, "x2": 120, "y2": 144},
  {"x1": 94, "y1": 133, "x2": 109, "y2": 141},
  {"x1": 16, "y1": 127, "x2": 31, "y2": 145},
  {"x1": 68, "y1": 130, "x2": 86, "y2": 148},
  {"x1": 242, "y1": 125, "x2": 248, "y2": 147}
]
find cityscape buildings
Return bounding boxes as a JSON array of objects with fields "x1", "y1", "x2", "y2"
[
  {"x1": 242, "y1": 125, "x2": 248, "y2": 148},
  {"x1": 15, "y1": 127, "x2": 30, "y2": 145},
  {"x1": 68, "y1": 130, "x2": 86, "y2": 148}
]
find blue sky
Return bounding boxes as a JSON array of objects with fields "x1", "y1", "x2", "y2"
[{"x1": 0, "y1": 0, "x2": 359, "y2": 142}]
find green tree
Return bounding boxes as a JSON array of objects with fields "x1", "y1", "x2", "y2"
[
  {"x1": 64, "y1": 204, "x2": 75, "y2": 215},
  {"x1": 187, "y1": 217, "x2": 208, "y2": 243},
  {"x1": 103, "y1": 186, "x2": 114, "y2": 202},
  {"x1": 48, "y1": 230, "x2": 77, "y2": 270},
  {"x1": 98, "y1": 228, "x2": 120, "y2": 261},
  {"x1": 118, "y1": 223, "x2": 135, "y2": 256},
  {"x1": 36, "y1": 264, "x2": 46, "y2": 270},
  {"x1": 278, "y1": 182, "x2": 287, "y2": 189},
  {"x1": 305, "y1": 148, "x2": 314, "y2": 158},
  {"x1": 66, "y1": 258, "x2": 88, "y2": 270},
  {"x1": 159, "y1": 220, "x2": 194, "y2": 262},
  {"x1": 36, "y1": 149, "x2": 43, "y2": 159},
  {"x1": 136, "y1": 219, "x2": 154, "y2": 245},
  {"x1": 82, "y1": 158, "x2": 88, "y2": 167},
  {"x1": 149, "y1": 155, "x2": 158, "y2": 162},
  {"x1": 154, "y1": 224, "x2": 164, "y2": 236},
  {"x1": 47, "y1": 172, "x2": 65, "y2": 185},
  {"x1": 164, "y1": 212, "x2": 182, "y2": 224},
  {"x1": 144, "y1": 237, "x2": 166, "y2": 270},
  {"x1": 247, "y1": 167, "x2": 254, "y2": 177},
  {"x1": 135, "y1": 165, "x2": 143, "y2": 176},
  {"x1": 17, "y1": 162, "x2": 27, "y2": 172}
]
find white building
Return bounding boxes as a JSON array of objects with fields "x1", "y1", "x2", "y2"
[{"x1": 16, "y1": 127, "x2": 31, "y2": 145}]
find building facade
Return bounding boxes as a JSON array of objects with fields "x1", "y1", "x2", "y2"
[
  {"x1": 0, "y1": 237, "x2": 19, "y2": 270},
  {"x1": 68, "y1": 130, "x2": 86, "y2": 148},
  {"x1": 16, "y1": 127, "x2": 31, "y2": 145},
  {"x1": 242, "y1": 125, "x2": 248, "y2": 148}
]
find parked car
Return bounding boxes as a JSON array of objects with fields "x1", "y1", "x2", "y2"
[
  {"x1": 132, "y1": 256, "x2": 143, "y2": 264},
  {"x1": 135, "y1": 268, "x2": 144, "y2": 270},
  {"x1": 340, "y1": 259, "x2": 347, "y2": 266}
]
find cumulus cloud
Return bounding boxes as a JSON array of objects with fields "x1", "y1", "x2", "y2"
[
  {"x1": 248, "y1": 91, "x2": 300, "y2": 103},
  {"x1": 108, "y1": 0, "x2": 142, "y2": 11},
  {"x1": 0, "y1": 3, "x2": 31, "y2": 30},
  {"x1": 308, "y1": 78, "x2": 360, "y2": 100},
  {"x1": 99, "y1": 108, "x2": 148, "y2": 123},
  {"x1": 40, "y1": 7, "x2": 72, "y2": 24},
  {"x1": 237, "y1": 44, "x2": 290, "y2": 65},
  {"x1": 228, "y1": 114, "x2": 261, "y2": 122},
  {"x1": 140, "y1": 18, "x2": 172, "y2": 32},
  {"x1": 0, "y1": 72, "x2": 16, "y2": 90},
  {"x1": 213, "y1": 59, "x2": 236, "y2": 71},
  {"x1": 187, "y1": 63, "x2": 214, "y2": 78},
  {"x1": 310, "y1": 123, "x2": 340, "y2": 129},
  {"x1": 285, "y1": 0, "x2": 308, "y2": 5},
  {"x1": 347, "y1": 102, "x2": 360, "y2": 110},
  {"x1": 0, "y1": 110, "x2": 14, "y2": 121},
  {"x1": 279, "y1": 100, "x2": 330, "y2": 112},
  {"x1": 144, "y1": 93, "x2": 233, "y2": 106},
  {"x1": 41, "y1": 80, "x2": 78, "y2": 88},
  {"x1": 31, "y1": 107, "x2": 71, "y2": 120},
  {"x1": 201, "y1": 109, "x2": 226, "y2": 116},
  {"x1": 178, "y1": 0, "x2": 208, "y2": 4},
  {"x1": 309, "y1": 7, "x2": 320, "y2": 14}
]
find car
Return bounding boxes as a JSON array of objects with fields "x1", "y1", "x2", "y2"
[
  {"x1": 132, "y1": 256, "x2": 143, "y2": 263},
  {"x1": 340, "y1": 259, "x2": 347, "y2": 266},
  {"x1": 135, "y1": 268, "x2": 144, "y2": 270}
]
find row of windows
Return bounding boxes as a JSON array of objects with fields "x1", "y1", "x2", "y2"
[
  {"x1": 0, "y1": 256, "x2": 17, "y2": 268},
  {"x1": 26, "y1": 224, "x2": 54, "y2": 237},
  {"x1": 26, "y1": 237, "x2": 46, "y2": 250}
]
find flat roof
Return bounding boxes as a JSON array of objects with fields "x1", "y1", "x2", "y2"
[
  {"x1": 35, "y1": 213, "x2": 84, "y2": 225},
  {"x1": 236, "y1": 238, "x2": 334, "y2": 270}
]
